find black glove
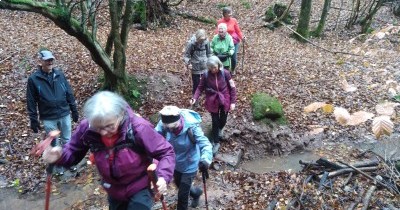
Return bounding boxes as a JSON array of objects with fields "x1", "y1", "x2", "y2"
[
  {"x1": 30, "y1": 119, "x2": 40, "y2": 133},
  {"x1": 72, "y1": 111, "x2": 79, "y2": 123},
  {"x1": 199, "y1": 161, "x2": 209, "y2": 173}
]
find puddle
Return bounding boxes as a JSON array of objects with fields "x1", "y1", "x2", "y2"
[{"x1": 240, "y1": 151, "x2": 320, "y2": 174}]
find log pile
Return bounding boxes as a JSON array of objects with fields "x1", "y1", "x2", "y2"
[{"x1": 295, "y1": 155, "x2": 400, "y2": 209}]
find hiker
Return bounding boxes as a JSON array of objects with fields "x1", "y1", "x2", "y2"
[
  {"x1": 41, "y1": 91, "x2": 176, "y2": 210},
  {"x1": 183, "y1": 29, "x2": 212, "y2": 96},
  {"x1": 211, "y1": 23, "x2": 234, "y2": 71},
  {"x1": 216, "y1": 6, "x2": 245, "y2": 74},
  {"x1": 26, "y1": 50, "x2": 79, "y2": 176},
  {"x1": 190, "y1": 56, "x2": 237, "y2": 155},
  {"x1": 155, "y1": 105, "x2": 213, "y2": 209}
]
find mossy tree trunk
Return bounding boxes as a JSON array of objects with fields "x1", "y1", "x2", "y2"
[
  {"x1": 296, "y1": 0, "x2": 312, "y2": 41},
  {"x1": 0, "y1": 0, "x2": 135, "y2": 94},
  {"x1": 311, "y1": 0, "x2": 331, "y2": 37}
]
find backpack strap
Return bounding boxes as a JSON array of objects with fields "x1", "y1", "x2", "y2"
[{"x1": 187, "y1": 127, "x2": 196, "y2": 144}]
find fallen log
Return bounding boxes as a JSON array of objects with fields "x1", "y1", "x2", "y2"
[
  {"x1": 317, "y1": 167, "x2": 377, "y2": 179},
  {"x1": 316, "y1": 158, "x2": 343, "y2": 170},
  {"x1": 361, "y1": 185, "x2": 376, "y2": 210}
]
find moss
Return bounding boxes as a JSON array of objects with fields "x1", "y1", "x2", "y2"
[
  {"x1": 264, "y1": 3, "x2": 293, "y2": 29},
  {"x1": 251, "y1": 92, "x2": 286, "y2": 125}
]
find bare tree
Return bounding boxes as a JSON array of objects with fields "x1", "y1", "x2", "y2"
[{"x1": 0, "y1": 0, "x2": 135, "y2": 93}]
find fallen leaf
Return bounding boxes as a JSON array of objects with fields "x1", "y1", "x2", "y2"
[
  {"x1": 341, "y1": 79, "x2": 357, "y2": 92},
  {"x1": 308, "y1": 127, "x2": 324, "y2": 135},
  {"x1": 375, "y1": 102, "x2": 399, "y2": 116},
  {"x1": 347, "y1": 111, "x2": 375, "y2": 126},
  {"x1": 322, "y1": 104, "x2": 334, "y2": 113},
  {"x1": 304, "y1": 102, "x2": 326, "y2": 113},
  {"x1": 372, "y1": 115, "x2": 394, "y2": 139},
  {"x1": 334, "y1": 107, "x2": 350, "y2": 125}
]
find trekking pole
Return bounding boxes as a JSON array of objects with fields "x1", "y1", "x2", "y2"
[
  {"x1": 30, "y1": 130, "x2": 60, "y2": 210},
  {"x1": 202, "y1": 170, "x2": 209, "y2": 210},
  {"x1": 44, "y1": 140, "x2": 56, "y2": 210},
  {"x1": 240, "y1": 40, "x2": 245, "y2": 72},
  {"x1": 147, "y1": 164, "x2": 168, "y2": 210}
]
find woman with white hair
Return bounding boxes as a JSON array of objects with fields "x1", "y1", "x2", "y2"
[
  {"x1": 183, "y1": 29, "x2": 212, "y2": 96},
  {"x1": 210, "y1": 23, "x2": 234, "y2": 71},
  {"x1": 41, "y1": 91, "x2": 176, "y2": 210},
  {"x1": 216, "y1": 7, "x2": 245, "y2": 74},
  {"x1": 191, "y1": 56, "x2": 237, "y2": 155}
]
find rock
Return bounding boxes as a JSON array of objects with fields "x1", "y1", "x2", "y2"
[{"x1": 214, "y1": 149, "x2": 243, "y2": 168}]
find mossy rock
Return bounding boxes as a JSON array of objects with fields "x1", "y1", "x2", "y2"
[{"x1": 251, "y1": 93, "x2": 286, "y2": 125}]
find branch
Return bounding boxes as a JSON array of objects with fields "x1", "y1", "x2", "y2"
[{"x1": 281, "y1": 21, "x2": 361, "y2": 56}]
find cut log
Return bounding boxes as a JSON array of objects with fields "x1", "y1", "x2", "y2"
[{"x1": 361, "y1": 185, "x2": 376, "y2": 210}]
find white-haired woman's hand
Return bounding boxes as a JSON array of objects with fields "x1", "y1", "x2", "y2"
[
  {"x1": 42, "y1": 146, "x2": 62, "y2": 164},
  {"x1": 230, "y1": 104, "x2": 236, "y2": 111},
  {"x1": 156, "y1": 177, "x2": 167, "y2": 195}
]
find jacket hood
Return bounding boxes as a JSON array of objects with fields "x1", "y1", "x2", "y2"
[{"x1": 180, "y1": 109, "x2": 202, "y2": 126}]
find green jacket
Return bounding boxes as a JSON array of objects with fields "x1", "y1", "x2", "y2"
[{"x1": 210, "y1": 34, "x2": 234, "y2": 68}]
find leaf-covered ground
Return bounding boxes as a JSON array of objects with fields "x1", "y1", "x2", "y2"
[{"x1": 1, "y1": 0, "x2": 400, "y2": 209}]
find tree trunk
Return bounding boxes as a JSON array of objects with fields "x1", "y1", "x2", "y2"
[
  {"x1": 312, "y1": 0, "x2": 331, "y2": 37},
  {"x1": 296, "y1": 0, "x2": 312, "y2": 41},
  {"x1": 360, "y1": 0, "x2": 383, "y2": 33},
  {"x1": 146, "y1": 0, "x2": 169, "y2": 26}
]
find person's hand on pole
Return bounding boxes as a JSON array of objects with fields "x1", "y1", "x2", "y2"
[
  {"x1": 190, "y1": 98, "x2": 196, "y2": 105},
  {"x1": 199, "y1": 161, "x2": 209, "y2": 179},
  {"x1": 230, "y1": 104, "x2": 236, "y2": 111},
  {"x1": 42, "y1": 146, "x2": 62, "y2": 164},
  {"x1": 156, "y1": 177, "x2": 167, "y2": 195}
]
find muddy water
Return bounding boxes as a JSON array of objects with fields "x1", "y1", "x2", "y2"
[{"x1": 240, "y1": 151, "x2": 321, "y2": 173}]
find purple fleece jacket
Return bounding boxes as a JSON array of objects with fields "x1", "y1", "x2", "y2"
[
  {"x1": 193, "y1": 69, "x2": 237, "y2": 113},
  {"x1": 56, "y1": 106, "x2": 175, "y2": 201}
]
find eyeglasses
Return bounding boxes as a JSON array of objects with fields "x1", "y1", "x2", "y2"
[{"x1": 92, "y1": 117, "x2": 122, "y2": 132}]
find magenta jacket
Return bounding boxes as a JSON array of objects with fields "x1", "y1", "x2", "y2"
[
  {"x1": 193, "y1": 69, "x2": 237, "y2": 113},
  {"x1": 56, "y1": 106, "x2": 175, "y2": 201}
]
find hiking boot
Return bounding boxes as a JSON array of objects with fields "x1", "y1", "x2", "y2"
[
  {"x1": 218, "y1": 129, "x2": 224, "y2": 141},
  {"x1": 212, "y1": 143, "x2": 220, "y2": 155},
  {"x1": 190, "y1": 188, "x2": 203, "y2": 208},
  {"x1": 54, "y1": 171, "x2": 64, "y2": 176}
]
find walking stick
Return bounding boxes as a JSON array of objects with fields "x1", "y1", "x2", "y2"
[
  {"x1": 147, "y1": 164, "x2": 168, "y2": 210},
  {"x1": 202, "y1": 170, "x2": 209, "y2": 210},
  {"x1": 240, "y1": 40, "x2": 245, "y2": 72},
  {"x1": 30, "y1": 130, "x2": 60, "y2": 210}
]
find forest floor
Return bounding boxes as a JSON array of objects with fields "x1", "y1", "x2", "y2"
[{"x1": 1, "y1": 0, "x2": 400, "y2": 209}]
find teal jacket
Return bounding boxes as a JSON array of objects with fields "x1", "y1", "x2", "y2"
[{"x1": 155, "y1": 109, "x2": 213, "y2": 173}]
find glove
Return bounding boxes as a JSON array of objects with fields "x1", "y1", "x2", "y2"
[
  {"x1": 30, "y1": 119, "x2": 40, "y2": 133},
  {"x1": 199, "y1": 161, "x2": 209, "y2": 173},
  {"x1": 72, "y1": 111, "x2": 79, "y2": 123},
  {"x1": 230, "y1": 104, "x2": 236, "y2": 111},
  {"x1": 42, "y1": 146, "x2": 62, "y2": 164}
]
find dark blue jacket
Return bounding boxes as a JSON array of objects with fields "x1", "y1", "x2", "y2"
[{"x1": 26, "y1": 67, "x2": 77, "y2": 121}]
